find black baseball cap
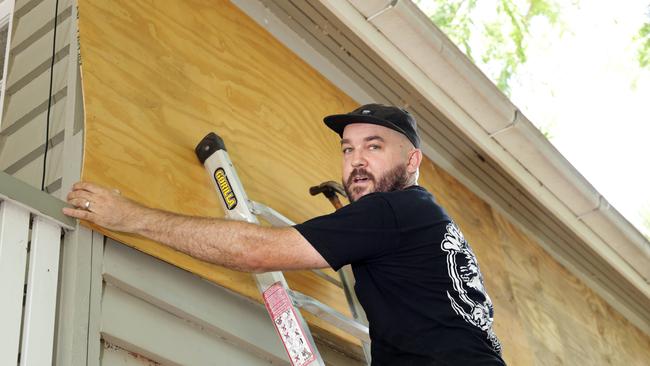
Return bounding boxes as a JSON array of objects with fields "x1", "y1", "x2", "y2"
[{"x1": 323, "y1": 104, "x2": 421, "y2": 148}]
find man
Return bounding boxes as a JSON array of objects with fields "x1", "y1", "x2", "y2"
[{"x1": 63, "y1": 104, "x2": 505, "y2": 365}]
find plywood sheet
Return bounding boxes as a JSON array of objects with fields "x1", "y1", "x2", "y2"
[
  {"x1": 77, "y1": 0, "x2": 359, "y2": 348},
  {"x1": 77, "y1": 0, "x2": 650, "y2": 363}
]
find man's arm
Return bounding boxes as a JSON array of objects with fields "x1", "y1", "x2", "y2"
[{"x1": 62, "y1": 182, "x2": 328, "y2": 272}]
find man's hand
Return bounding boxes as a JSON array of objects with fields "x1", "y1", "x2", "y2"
[{"x1": 62, "y1": 181, "x2": 149, "y2": 233}]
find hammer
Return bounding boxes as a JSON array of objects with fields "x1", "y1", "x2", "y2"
[{"x1": 309, "y1": 181, "x2": 347, "y2": 210}]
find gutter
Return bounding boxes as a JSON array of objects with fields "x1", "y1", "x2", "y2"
[{"x1": 317, "y1": 0, "x2": 649, "y2": 332}]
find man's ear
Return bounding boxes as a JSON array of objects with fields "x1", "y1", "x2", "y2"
[{"x1": 407, "y1": 149, "x2": 423, "y2": 174}]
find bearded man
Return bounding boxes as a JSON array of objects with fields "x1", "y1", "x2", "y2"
[{"x1": 63, "y1": 104, "x2": 505, "y2": 365}]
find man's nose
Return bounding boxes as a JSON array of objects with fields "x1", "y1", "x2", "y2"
[{"x1": 351, "y1": 149, "x2": 367, "y2": 167}]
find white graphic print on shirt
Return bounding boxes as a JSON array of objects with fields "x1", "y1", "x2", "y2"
[{"x1": 440, "y1": 222, "x2": 502, "y2": 354}]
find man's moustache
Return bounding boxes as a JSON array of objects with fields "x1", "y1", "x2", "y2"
[{"x1": 346, "y1": 169, "x2": 375, "y2": 185}]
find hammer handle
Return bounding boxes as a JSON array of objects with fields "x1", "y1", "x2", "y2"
[{"x1": 328, "y1": 195, "x2": 343, "y2": 210}]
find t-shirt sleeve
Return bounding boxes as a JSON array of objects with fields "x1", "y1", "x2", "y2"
[{"x1": 293, "y1": 194, "x2": 399, "y2": 270}]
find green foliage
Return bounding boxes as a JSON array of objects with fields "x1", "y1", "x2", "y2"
[
  {"x1": 425, "y1": 0, "x2": 478, "y2": 62},
  {"x1": 636, "y1": 19, "x2": 650, "y2": 68},
  {"x1": 415, "y1": 0, "x2": 563, "y2": 95}
]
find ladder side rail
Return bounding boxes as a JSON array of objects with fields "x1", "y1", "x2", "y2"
[{"x1": 198, "y1": 137, "x2": 325, "y2": 366}]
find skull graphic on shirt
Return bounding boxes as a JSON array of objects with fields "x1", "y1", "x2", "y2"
[{"x1": 440, "y1": 222, "x2": 502, "y2": 354}]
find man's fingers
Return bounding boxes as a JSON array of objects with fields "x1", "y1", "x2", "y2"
[
  {"x1": 62, "y1": 207, "x2": 93, "y2": 221},
  {"x1": 67, "y1": 190, "x2": 92, "y2": 202},
  {"x1": 68, "y1": 198, "x2": 90, "y2": 210},
  {"x1": 72, "y1": 181, "x2": 103, "y2": 193}
]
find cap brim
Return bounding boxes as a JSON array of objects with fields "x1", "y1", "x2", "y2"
[{"x1": 323, "y1": 114, "x2": 408, "y2": 138}]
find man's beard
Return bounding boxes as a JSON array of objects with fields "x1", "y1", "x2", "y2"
[{"x1": 343, "y1": 164, "x2": 410, "y2": 202}]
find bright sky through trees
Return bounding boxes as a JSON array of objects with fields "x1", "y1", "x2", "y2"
[{"x1": 417, "y1": 0, "x2": 650, "y2": 238}]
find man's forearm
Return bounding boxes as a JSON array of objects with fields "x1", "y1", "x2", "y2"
[
  {"x1": 62, "y1": 182, "x2": 327, "y2": 272},
  {"x1": 135, "y1": 207, "x2": 267, "y2": 272}
]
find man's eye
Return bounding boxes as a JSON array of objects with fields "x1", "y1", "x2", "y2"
[
  {"x1": 342, "y1": 147, "x2": 352, "y2": 154},
  {"x1": 369, "y1": 144, "x2": 381, "y2": 150}
]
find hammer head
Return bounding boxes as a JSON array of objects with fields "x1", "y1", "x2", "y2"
[{"x1": 309, "y1": 181, "x2": 347, "y2": 199}]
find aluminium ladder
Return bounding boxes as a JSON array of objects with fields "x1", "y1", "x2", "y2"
[{"x1": 195, "y1": 132, "x2": 371, "y2": 366}]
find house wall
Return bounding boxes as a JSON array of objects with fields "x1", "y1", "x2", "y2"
[{"x1": 75, "y1": 0, "x2": 650, "y2": 364}]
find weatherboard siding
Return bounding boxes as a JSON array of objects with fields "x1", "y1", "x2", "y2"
[{"x1": 0, "y1": 0, "x2": 78, "y2": 199}]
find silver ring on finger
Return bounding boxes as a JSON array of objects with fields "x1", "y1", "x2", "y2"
[{"x1": 84, "y1": 200, "x2": 91, "y2": 210}]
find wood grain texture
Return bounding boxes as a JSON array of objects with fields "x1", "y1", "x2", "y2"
[
  {"x1": 420, "y1": 159, "x2": 650, "y2": 365},
  {"x1": 77, "y1": 0, "x2": 650, "y2": 363},
  {"x1": 77, "y1": 0, "x2": 359, "y2": 349}
]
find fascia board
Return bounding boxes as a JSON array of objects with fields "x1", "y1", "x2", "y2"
[{"x1": 493, "y1": 112, "x2": 601, "y2": 215}]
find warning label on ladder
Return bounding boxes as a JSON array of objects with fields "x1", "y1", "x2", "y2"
[{"x1": 263, "y1": 282, "x2": 316, "y2": 366}]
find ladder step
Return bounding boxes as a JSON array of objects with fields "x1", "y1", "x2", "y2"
[
  {"x1": 288, "y1": 289, "x2": 370, "y2": 343},
  {"x1": 310, "y1": 269, "x2": 343, "y2": 288}
]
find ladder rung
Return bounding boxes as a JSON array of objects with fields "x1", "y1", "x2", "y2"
[
  {"x1": 310, "y1": 269, "x2": 343, "y2": 288},
  {"x1": 249, "y1": 200, "x2": 294, "y2": 227},
  {"x1": 251, "y1": 201, "x2": 345, "y2": 288},
  {"x1": 287, "y1": 289, "x2": 370, "y2": 343}
]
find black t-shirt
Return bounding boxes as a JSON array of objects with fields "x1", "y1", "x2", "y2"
[{"x1": 294, "y1": 186, "x2": 505, "y2": 365}]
